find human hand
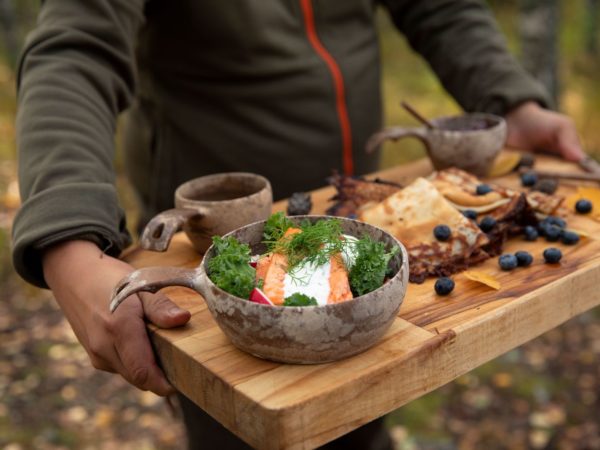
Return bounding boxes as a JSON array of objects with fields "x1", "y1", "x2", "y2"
[
  {"x1": 42, "y1": 240, "x2": 191, "y2": 396},
  {"x1": 505, "y1": 101, "x2": 585, "y2": 162}
]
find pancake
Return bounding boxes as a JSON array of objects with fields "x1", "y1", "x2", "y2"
[
  {"x1": 359, "y1": 177, "x2": 490, "y2": 283},
  {"x1": 326, "y1": 173, "x2": 402, "y2": 217}
]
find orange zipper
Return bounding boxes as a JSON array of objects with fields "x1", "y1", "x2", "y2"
[{"x1": 299, "y1": 0, "x2": 354, "y2": 176}]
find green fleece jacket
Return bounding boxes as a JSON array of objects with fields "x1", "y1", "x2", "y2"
[{"x1": 12, "y1": 0, "x2": 550, "y2": 288}]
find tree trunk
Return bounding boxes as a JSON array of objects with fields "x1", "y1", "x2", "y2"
[
  {"x1": 519, "y1": 0, "x2": 560, "y2": 107},
  {"x1": 585, "y1": 0, "x2": 599, "y2": 55},
  {"x1": 0, "y1": 0, "x2": 19, "y2": 68}
]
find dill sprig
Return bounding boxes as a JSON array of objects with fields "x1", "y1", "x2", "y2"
[{"x1": 272, "y1": 218, "x2": 346, "y2": 273}]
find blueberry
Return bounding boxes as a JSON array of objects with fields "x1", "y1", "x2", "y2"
[
  {"x1": 515, "y1": 251, "x2": 533, "y2": 267},
  {"x1": 462, "y1": 209, "x2": 478, "y2": 221},
  {"x1": 543, "y1": 247, "x2": 562, "y2": 264},
  {"x1": 434, "y1": 277, "x2": 455, "y2": 296},
  {"x1": 533, "y1": 178, "x2": 559, "y2": 195},
  {"x1": 520, "y1": 172, "x2": 538, "y2": 187},
  {"x1": 575, "y1": 199, "x2": 593, "y2": 214},
  {"x1": 479, "y1": 216, "x2": 497, "y2": 232},
  {"x1": 544, "y1": 225, "x2": 562, "y2": 242},
  {"x1": 433, "y1": 224, "x2": 452, "y2": 241},
  {"x1": 561, "y1": 230, "x2": 580, "y2": 245},
  {"x1": 544, "y1": 216, "x2": 566, "y2": 229},
  {"x1": 498, "y1": 254, "x2": 518, "y2": 271},
  {"x1": 523, "y1": 225, "x2": 539, "y2": 241},
  {"x1": 476, "y1": 184, "x2": 493, "y2": 195},
  {"x1": 537, "y1": 222, "x2": 550, "y2": 237}
]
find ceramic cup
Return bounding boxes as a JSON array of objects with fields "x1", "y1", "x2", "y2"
[
  {"x1": 367, "y1": 113, "x2": 507, "y2": 177},
  {"x1": 140, "y1": 172, "x2": 273, "y2": 253}
]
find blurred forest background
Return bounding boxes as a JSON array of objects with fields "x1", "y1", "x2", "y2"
[{"x1": 1, "y1": 1, "x2": 599, "y2": 449}]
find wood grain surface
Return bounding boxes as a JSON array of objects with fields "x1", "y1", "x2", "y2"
[{"x1": 124, "y1": 153, "x2": 600, "y2": 450}]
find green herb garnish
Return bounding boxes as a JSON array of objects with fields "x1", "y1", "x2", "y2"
[
  {"x1": 349, "y1": 236, "x2": 399, "y2": 297},
  {"x1": 283, "y1": 293, "x2": 318, "y2": 307},
  {"x1": 207, "y1": 236, "x2": 256, "y2": 299},
  {"x1": 272, "y1": 218, "x2": 345, "y2": 274},
  {"x1": 263, "y1": 212, "x2": 294, "y2": 251}
]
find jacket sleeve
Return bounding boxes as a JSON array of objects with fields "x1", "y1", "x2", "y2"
[
  {"x1": 11, "y1": 0, "x2": 146, "y2": 288},
  {"x1": 380, "y1": 0, "x2": 552, "y2": 114}
]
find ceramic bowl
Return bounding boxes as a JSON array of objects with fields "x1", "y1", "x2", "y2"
[{"x1": 109, "y1": 216, "x2": 409, "y2": 364}]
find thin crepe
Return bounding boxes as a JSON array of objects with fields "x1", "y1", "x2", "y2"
[{"x1": 359, "y1": 177, "x2": 490, "y2": 283}]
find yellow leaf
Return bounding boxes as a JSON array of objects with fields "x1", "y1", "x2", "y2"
[
  {"x1": 463, "y1": 270, "x2": 501, "y2": 290},
  {"x1": 566, "y1": 227, "x2": 590, "y2": 238},
  {"x1": 487, "y1": 152, "x2": 522, "y2": 178}
]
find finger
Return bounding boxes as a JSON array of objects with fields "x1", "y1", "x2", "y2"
[
  {"x1": 112, "y1": 297, "x2": 175, "y2": 396},
  {"x1": 140, "y1": 291, "x2": 191, "y2": 328},
  {"x1": 556, "y1": 122, "x2": 585, "y2": 162}
]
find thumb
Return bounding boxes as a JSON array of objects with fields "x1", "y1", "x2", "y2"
[{"x1": 139, "y1": 292, "x2": 191, "y2": 328}]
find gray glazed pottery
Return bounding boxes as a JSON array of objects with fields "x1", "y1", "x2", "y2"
[
  {"x1": 141, "y1": 172, "x2": 273, "y2": 253},
  {"x1": 367, "y1": 113, "x2": 506, "y2": 177},
  {"x1": 110, "y1": 216, "x2": 409, "y2": 364}
]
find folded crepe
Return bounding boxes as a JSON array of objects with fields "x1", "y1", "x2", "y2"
[
  {"x1": 429, "y1": 167, "x2": 563, "y2": 216},
  {"x1": 359, "y1": 177, "x2": 490, "y2": 283}
]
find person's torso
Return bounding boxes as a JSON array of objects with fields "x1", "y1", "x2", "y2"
[{"x1": 126, "y1": 0, "x2": 383, "y2": 219}]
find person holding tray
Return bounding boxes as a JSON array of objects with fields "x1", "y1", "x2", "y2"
[{"x1": 12, "y1": 1, "x2": 585, "y2": 449}]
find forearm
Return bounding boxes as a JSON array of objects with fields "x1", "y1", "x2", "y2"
[
  {"x1": 381, "y1": 0, "x2": 551, "y2": 115},
  {"x1": 12, "y1": 0, "x2": 146, "y2": 287}
]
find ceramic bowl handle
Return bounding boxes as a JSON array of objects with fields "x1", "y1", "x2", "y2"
[
  {"x1": 140, "y1": 208, "x2": 203, "y2": 252},
  {"x1": 109, "y1": 267, "x2": 199, "y2": 313},
  {"x1": 366, "y1": 126, "x2": 429, "y2": 154}
]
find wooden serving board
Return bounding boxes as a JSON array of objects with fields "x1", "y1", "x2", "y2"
[{"x1": 124, "y1": 153, "x2": 600, "y2": 450}]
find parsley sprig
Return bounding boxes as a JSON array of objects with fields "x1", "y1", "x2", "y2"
[
  {"x1": 262, "y1": 212, "x2": 294, "y2": 251},
  {"x1": 349, "y1": 236, "x2": 398, "y2": 297},
  {"x1": 207, "y1": 236, "x2": 256, "y2": 299}
]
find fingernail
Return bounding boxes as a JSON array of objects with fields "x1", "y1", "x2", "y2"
[{"x1": 168, "y1": 306, "x2": 182, "y2": 316}]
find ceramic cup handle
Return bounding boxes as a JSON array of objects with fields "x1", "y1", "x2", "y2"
[
  {"x1": 109, "y1": 266, "x2": 202, "y2": 313},
  {"x1": 366, "y1": 127, "x2": 429, "y2": 154},
  {"x1": 140, "y1": 208, "x2": 204, "y2": 252}
]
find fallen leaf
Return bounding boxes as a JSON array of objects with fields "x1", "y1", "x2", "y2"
[
  {"x1": 487, "y1": 151, "x2": 522, "y2": 177},
  {"x1": 565, "y1": 227, "x2": 590, "y2": 238},
  {"x1": 463, "y1": 270, "x2": 501, "y2": 290}
]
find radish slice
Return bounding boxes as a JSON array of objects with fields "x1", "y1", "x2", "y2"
[
  {"x1": 249, "y1": 288, "x2": 274, "y2": 305},
  {"x1": 249, "y1": 255, "x2": 260, "y2": 268}
]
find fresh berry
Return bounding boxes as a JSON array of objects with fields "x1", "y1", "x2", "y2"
[
  {"x1": 523, "y1": 225, "x2": 539, "y2": 241},
  {"x1": 498, "y1": 254, "x2": 518, "y2": 271},
  {"x1": 287, "y1": 192, "x2": 312, "y2": 215},
  {"x1": 520, "y1": 172, "x2": 538, "y2": 187},
  {"x1": 575, "y1": 199, "x2": 593, "y2": 214},
  {"x1": 515, "y1": 251, "x2": 533, "y2": 267},
  {"x1": 543, "y1": 247, "x2": 563, "y2": 264},
  {"x1": 433, "y1": 224, "x2": 452, "y2": 241},
  {"x1": 479, "y1": 216, "x2": 497, "y2": 232},
  {"x1": 533, "y1": 178, "x2": 558, "y2": 195},
  {"x1": 516, "y1": 153, "x2": 536, "y2": 170},
  {"x1": 434, "y1": 277, "x2": 455, "y2": 296},
  {"x1": 544, "y1": 216, "x2": 566, "y2": 229},
  {"x1": 561, "y1": 230, "x2": 580, "y2": 245},
  {"x1": 476, "y1": 184, "x2": 493, "y2": 195},
  {"x1": 544, "y1": 225, "x2": 561, "y2": 242},
  {"x1": 462, "y1": 209, "x2": 478, "y2": 220}
]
